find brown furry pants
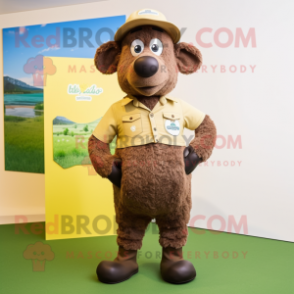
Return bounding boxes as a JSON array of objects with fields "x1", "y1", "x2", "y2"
[
  {"x1": 113, "y1": 177, "x2": 192, "y2": 251},
  {"x1": 115, "y1": 206, "x2": 190, "y2": 250}
]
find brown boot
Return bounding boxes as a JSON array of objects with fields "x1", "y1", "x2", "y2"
[
  {"x1": 160, "y1": 247, "x2": 196, "y2": 284},
  {"x1": 96, "y1": 246, "x2": 138, "y2": 284}
]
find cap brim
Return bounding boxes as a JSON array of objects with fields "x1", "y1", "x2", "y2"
[{"x1": 114, "y1": 19, "x2": 181, "y2": 43}]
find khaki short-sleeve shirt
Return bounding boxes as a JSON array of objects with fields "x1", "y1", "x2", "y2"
[{"x1": 92, "y1": 94, "x2": 205, "y2": 148}]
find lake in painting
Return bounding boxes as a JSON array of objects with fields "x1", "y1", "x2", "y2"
[{"x1": 4, "y1": 93, "x2": 44, "y2": 117}]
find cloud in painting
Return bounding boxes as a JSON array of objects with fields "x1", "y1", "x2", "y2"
[{"x1": 38, "y1": 44, "x2": 60, "y2": 54}]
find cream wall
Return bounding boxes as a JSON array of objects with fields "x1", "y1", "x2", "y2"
[{"x1": 0, "y1": 0, "x2": 293, "y2": 243}]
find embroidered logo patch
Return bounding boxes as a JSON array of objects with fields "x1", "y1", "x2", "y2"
[
  {"x1": 165, "y1": 120, "x2": 180, "y2": 136},
  {"x1": 130, "y1": 125, "x2": 136, "y2": 132}
]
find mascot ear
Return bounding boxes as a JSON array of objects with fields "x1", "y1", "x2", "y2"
[
  {"x1": 94, "y1": 41, "x2": 121, "y2": 74},
  {"x1": 174, "y1": 42, "x2": 202, "y2": 74}
]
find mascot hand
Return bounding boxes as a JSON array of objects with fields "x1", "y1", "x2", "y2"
[
  {"x1": 183, "y1": 145, "x2": 202, "y2": 175},
  {"x1": 107, "y1": 160, "x2": 122, "y2": 188}
]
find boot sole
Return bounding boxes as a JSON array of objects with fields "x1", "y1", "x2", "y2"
[
  {"x1": 163, "y1": 276, "x2": 196, "y2": 284},
  {"x1": 98, "y1": 268, "x2": 139, "y2": 284}
]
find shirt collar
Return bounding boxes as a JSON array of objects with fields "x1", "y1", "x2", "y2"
[
  {"x1": 121, "y1": 94, "x2": 178, "y2": 107},
  {"x1": 159, "y1": 95, "x2": 178, "y2": 105}
]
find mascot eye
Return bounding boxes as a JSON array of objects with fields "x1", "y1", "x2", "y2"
[
  {"x1": 149, "y1": 38, "x2": 163, "y2": 56},
  {"x1": 130, "y1": 39, "x2": 144, "y2": 56}
]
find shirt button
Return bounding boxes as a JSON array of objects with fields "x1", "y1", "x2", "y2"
[
  {"x1": 154, "y1": 127, "x2": 157, "y2": 131},
  {"x1": 129, "y1": 117, "x2": 133, "y2": 120},
  {"x1": 155, "y1": 139, "x2": 159, "y2": 142},
  {"x1": 150, "y1": 113, "x2": 154, "y2": 118},
  {"x1": 171, "y1": 114, "x2": 174, "y2": 118}
]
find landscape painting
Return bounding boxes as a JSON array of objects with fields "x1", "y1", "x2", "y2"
[
  {"x1": 53, "y1": 116, "x2": 116, "y2": 169},
  {"x1": 3, "y1": 15, "x2": 125, "y2": 173}
]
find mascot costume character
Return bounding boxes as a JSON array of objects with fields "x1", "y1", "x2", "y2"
[{"x1": 88, "y1": 8, "x2": 217, "y2": 284}]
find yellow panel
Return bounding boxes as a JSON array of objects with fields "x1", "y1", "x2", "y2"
[{"x1": 44, "y1": 56, "x2": 124, "y2": 240}]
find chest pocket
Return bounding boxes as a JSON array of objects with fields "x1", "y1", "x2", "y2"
[
  {"x1": 162, "y1": 112, "x2": 181, "y2": 136},
  {"x1": 122, "y1": 113, "x2": 143, "y2": 137}
]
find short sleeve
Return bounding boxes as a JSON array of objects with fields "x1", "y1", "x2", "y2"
[
  {"x1": 180, "y1": 99, "x2": 206, "y2": 130},
  {"x1": 92, "y1": 105, "x2": 117, "y2": 143}
]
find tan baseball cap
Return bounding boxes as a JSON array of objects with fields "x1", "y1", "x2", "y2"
[{"x1": 114, "y1": 8, "x2": 181, "y2": 43}]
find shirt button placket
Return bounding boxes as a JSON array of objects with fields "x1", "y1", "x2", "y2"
[{"x1": 149, "y1": 112, "x2": 158, "y2": 143}]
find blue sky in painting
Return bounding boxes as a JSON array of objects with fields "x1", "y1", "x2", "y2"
[{"x1": 3, "y1": 15, "x2": 125, "y2": 86}]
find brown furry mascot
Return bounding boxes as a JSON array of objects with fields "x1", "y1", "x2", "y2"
[{"x1": 88, "y1": 8, "x2": 217, "y2": 284}]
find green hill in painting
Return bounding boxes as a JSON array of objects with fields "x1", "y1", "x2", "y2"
[
  {"x1": 53, "y1": 116, "x2": 75, "y2": 125},
  {"x1": 4, "y1": 76, "x2": 43, "y2": 94}
]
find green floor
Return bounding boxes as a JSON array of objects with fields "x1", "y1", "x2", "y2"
[{"x1": 0, "y1": 222, "x2": 293, "y2": 294}]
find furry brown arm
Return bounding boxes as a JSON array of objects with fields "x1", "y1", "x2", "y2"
[
  {"x1": 88, "y1": 134, "x2": 114, "y2": 178},
  {"x1": 189, "y1": 115, "x2": 217, "y2": 162}
]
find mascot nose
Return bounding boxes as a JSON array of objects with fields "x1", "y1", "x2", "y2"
[{"x1": 134, "y1": 56, "x2": 159, "y2": 78}]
